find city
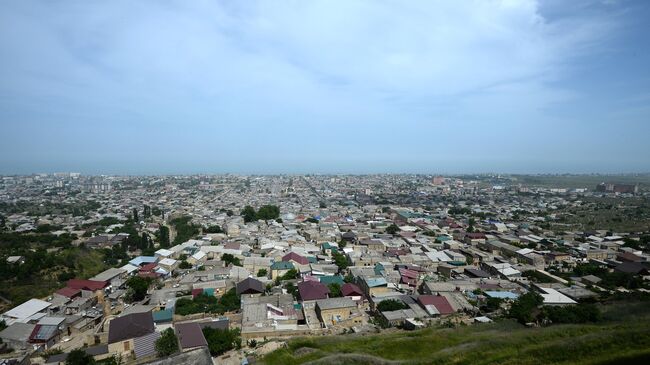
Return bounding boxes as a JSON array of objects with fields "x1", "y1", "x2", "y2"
[
  {"x1": 2, "y1": 1, "x2": 650, "y2": 364},
  {"x1": 0, "y1": 173, "x2": 649, "y2": 364}
]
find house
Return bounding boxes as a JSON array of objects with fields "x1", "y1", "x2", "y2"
[
  {"x1": 0, "y1": 322, "x2": 35, "y2": 350},
  {"x1": 614, "y1": 262, "x2": 649, "y2": 275},
  {"x1": 270, "y1": 261, "x2": 295, "y2": 280},
  {"x1": 282, "y1": 252, "x2": 309, "y2": 266},
  {"x1": 90, "y1": 268, "x2": 127, "y2": 289},
  {"x1": 341, "y1": 283, "x2": 364, "y2": 301},
  {"x1": 1, "y1": 298, "x2": 52, "y2": 325},
  {"x1": 315, "y1": 297, "x2": 360, "y2": 326},
  {"x1": 158, "y1": 258, "x2": 179, "y2": 272},
  {"x1": 298, "y1": 281, "x2": 330, "y2": 301},
  {"x1": 536, "y1": 287, "x2": 577, "y2": 306},
  {"x1": 175, "y1": 322, "x2": 208, "y2": 351},
  {"x1": 6, "y1": 256, "x2": 25, "y2": 265},
  {"x1": 417, "y1": 295, "x2": 455, "y2": 316},
  {"x1": 107, "y1": 312, "x2": 155, "y2": 357},
  {"x1": 236, "y1": 277, "x2": 265, "y2": 296}
]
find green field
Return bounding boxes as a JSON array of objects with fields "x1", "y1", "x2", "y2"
[{"x1": 261, "y1": 301, "x2": 650, "y2": 365}]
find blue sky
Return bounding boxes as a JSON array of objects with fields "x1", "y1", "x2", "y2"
[{"x1": 1, "y1": 0, "x2": 649, "y2": 175}]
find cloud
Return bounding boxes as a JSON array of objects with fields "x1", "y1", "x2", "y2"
[{"x1": 0, "y1": 0, "x2": 641, "y2": 174}]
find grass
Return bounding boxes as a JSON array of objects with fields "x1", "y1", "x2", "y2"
[{"x1": 261, "y1": 301, "x2": 650, "y2": 365}]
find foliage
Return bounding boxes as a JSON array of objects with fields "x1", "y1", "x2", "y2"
[
  {"x1": 508, "y1": 291, "x2": 543, "y2": 324},
  {"x1": 328, "y1": 283, "x2": 342, "y2": 298},
  {"x1": 125, "y1": 276, "x2": 152, "y2": 302},
  {"x1": 522, "y1": 270, "x2": 555, "y2": 283},
  {"x1": 241, "y1": 206, "x2": 257, "y2": 223},
  {"x1": 542, "y1": 303, "x2": 601, "y2": 324},
  {"x1": 483, "y1": 297, "x2": 503, "y2": 312},
  {"x1": 281, "y1": 269, "x2": 299, "y2": 280},
  {"x1": 221, "y1": 253, "x2": 242, "y2": 267},
  {"x1": 175, "y1": 288, "x2": 240, "y2": 316},
  {"x1": 202, "y1": 327, "x2": 241, "y2": 356},
  {"x1": 157, "y1": 225, "x2": 170, "y2": 248},
  {"x1": 448, "y1": 207, "x2": 472, "y2": 215},
  {"x1": 170, "y1": 216, "x2": 200, "y2": 245},
  {"x1": 66, "y1": 349, "x2": 96, "y2": 365},
  {"x1": 155, "y1": 328, "x2": 180, "y2": 357},
  {"x1": 204, "y1": 225, "x2": 223, "y2": 233},
  {"x1": 257, "y1": 205, "x2": 280, "y2": 220},
  {"x1": 332, "y1": 252, "x2": 349, "y2": 271},
  {"x1": 241, "y1": 205, "x2": 280, "y2": 222},
  {"x1": 179, "y1": 260, "x2": 192, "y2": 269},
  {"x1": 385, "y1": 224, "x2": 400, "y2": 235},
  {"x1": 377, "y1": 299, "x2": 408, "y2": 312},
  {"x1": 257, "y1": 268, "x2": 268, "y2": 277}
]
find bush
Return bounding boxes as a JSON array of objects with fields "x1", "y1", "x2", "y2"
[
  {"x1": 155, "y1": 328, "x2": 179, "y2": 357},
  {"x1": 377, "y1": 299, "x2": 408, "y2": 312},
  {"x1": 175, "y1": 288, "x2": 240, "y2": 316},
  {"x1": 203, "y1": 327, "x2": 241, "y2": 356},
  {"x1": 508, "y1": 291, "x2": 543, "y2": 324},
  {"x1": 542, "y1": 303, "x2": 601, "y2": 324}
]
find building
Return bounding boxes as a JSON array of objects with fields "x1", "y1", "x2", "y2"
[
  {"x1": 107, "y1": 312, "x2": 156, "y2": 357},
  {"x1": 315, "y1": 297, "x2": 360, "y2": 326}
]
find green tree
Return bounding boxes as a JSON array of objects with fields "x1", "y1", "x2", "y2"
[
  {"x1": 132, "y1": 208, "x2": 139, "y2": 222},
  {"x1": 158, "y1": 225, "x2": 170, "y2": 248},
  {"x1": 257, "y1": 205, "x2": 280, "y2": 220},
  {"x1": 202, "y1": 327, "x2": 241, "y2": 356},
  {"x1": 280, "y1": 268, "x2": 299, "y2": 280},
  {"x1": 204, "y1": 225, "x2": 223, "y2": 233},
  {"x1": 257, "y1": 268, "x2": 268, "y2": 277},
  {"x1": 333, "y1": 252, "x2": 349, "y2": 271},
  {"x1": 179, "y1": 260, "x2": 192, "y2": 269},
  {"x1": 66, "y1": 349, "x2": 95, "y2": 365},
  {"x1": 155, "y1": 328, "x2": 180, "y2": 357},
  {"x1": 125, "y1": 276, "x2": 152, "y2": 302},
  {"x1": 377, "y1": 299, "x2": 408, "y2": 312},
  {"x1": 386, "y1": 224, "x2": 400, "y2": 235},
  {"x1": 509, "y1": 291, "x2": 544, "y2": 324},
  {"x1": 328, "y1": 283, "x2": 342, "y2": 297},
  {"x1": 241, "y1": 206, "x2": 257, "y2": 223},
  {"x1": 221, "y1": 253, "x2": 242, "y2": 267}
]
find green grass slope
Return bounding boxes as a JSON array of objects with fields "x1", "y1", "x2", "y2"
[{"x1": 261, "y1": 302, "x2": 650, "y2": 365}]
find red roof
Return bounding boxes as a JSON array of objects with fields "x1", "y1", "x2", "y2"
[
  {"x1": 67, "y1": 279, "x2": 108, "y2": 291},
  {"x1": 298, "y1": 280, "x2": 329, "y2": 301},
  {"x1": 418, "y1": 295, "x2": 455, "y2": 315},
  {"x1": 55, "y1": 287, "x2": 81, "y2": 298},
  {"x1": 399, "y1": 268, "x2": 418, "y2": 279},
  {"x1": 191, "y1": 288, "x2": 204, "y2": 298},
  {"x1": 140, "y1": 263, "x2": 157, "y2": 272},
  {"x1": 282, "y1": 252, "x2": 309, "y2": 265},
  {"x1": 341, "y1": 283, "x2": 363, "y2": 297},
  {"x1": 138, "y1": 272, "x2": 160, "y2": 279}
]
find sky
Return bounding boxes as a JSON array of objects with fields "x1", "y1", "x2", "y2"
[{"x1": 1, "y1": 0, "x2": 649, "y2": 175}]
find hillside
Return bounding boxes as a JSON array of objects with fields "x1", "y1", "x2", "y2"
[{"x1": 261, "y1": 301, "x2": 650, "y2": 365}]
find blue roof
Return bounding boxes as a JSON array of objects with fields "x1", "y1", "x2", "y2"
[
  {"x1": 129, "y1": 256, "x2": 157, "y2": 266},
  {"x1": 319, "y1": 275, "x2": 344, "y2": 285},
  {"x1": 366, "y1": 277, "x2": 388, "y2": 287},
  {"x1": 271, "y1": 261, "x2": 295, "y2": 270},
  {"x1": 484, "y1": 291, "x2": 519, "y2": 300},
  {"x1": 152, "y1": 309, "x2": 173, "y2": 322}
]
